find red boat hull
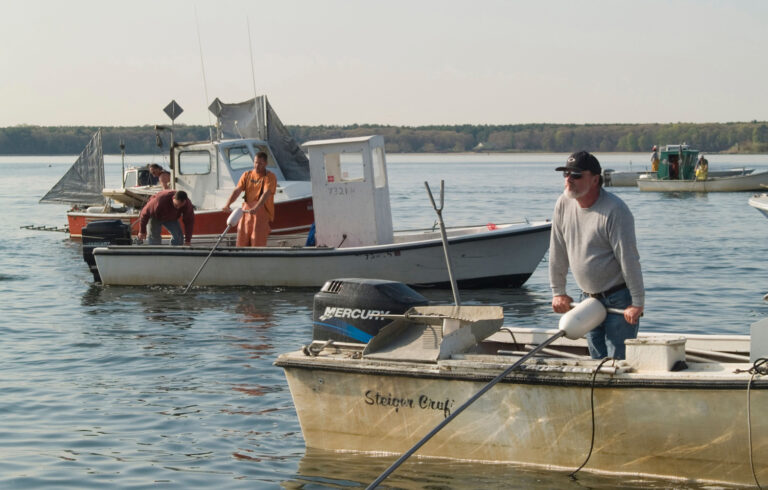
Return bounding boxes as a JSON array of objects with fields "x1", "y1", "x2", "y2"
[{"x1": 68, "y1": 196, "x2": 313, "y2": 240}]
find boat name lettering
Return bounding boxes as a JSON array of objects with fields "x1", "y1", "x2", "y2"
[
  {"x1": 364, "y1": 390, "x2": 454, "y2": 418},
  {"x1": 364, "y1": 251, "x2": 398, "y2": 260},
  {"x1": 318, "y1": 307, "x2": 390, "y2": 321}
]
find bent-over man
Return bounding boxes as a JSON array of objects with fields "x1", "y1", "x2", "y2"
[{"x1": 138, "y1": 190, "x2": 195, "y2": 246}]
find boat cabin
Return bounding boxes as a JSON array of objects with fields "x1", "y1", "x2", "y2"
[
  {"x1": 303, "y1": 136, "x2": 393, "y2": 248},
  {"x1": 122, "y1": 165, "x2": 159, "y2": 188},
  {"x1": 655, "y1": 144, "x2": 699, "y2": 180},
  {"x1": 169, "y1": 138, "x2": 310, "y2": 210}
]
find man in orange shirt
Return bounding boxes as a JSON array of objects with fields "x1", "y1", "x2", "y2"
[{"x1": 222, "y1": 151, "x2": 277, "y2": 246}]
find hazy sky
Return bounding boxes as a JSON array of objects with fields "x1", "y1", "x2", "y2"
[{"x1": 2, "y1": 0, "x2": 767, "y2": 127}]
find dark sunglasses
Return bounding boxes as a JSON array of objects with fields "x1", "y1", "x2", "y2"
[{"x1": 562, "y1": 170, "x2": 583, "y2": 179}]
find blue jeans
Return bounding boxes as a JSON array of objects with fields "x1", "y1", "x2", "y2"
[
  {"x1": 148, "y1": 217, "x2": 184, "y2": 245},
  {"x1": 582, "y1": 288, "x2": 638, "y2": 360}
]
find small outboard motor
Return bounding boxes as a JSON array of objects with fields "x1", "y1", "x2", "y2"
[
  {"x1": 82, "y1": 220, "x2": 132, "y2": 282},
  {"x1": 312, "y1": 278, "x2": 429, "y2": 343}
]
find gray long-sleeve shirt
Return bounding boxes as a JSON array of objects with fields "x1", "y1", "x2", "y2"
[{"x1": 549, "y1": 188, "x2": 645, "y2": 307}]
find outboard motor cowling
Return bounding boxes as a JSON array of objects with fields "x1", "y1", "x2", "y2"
[
  {"x1": 313, "y1": 278, "x2": 429, "y2": 343},
  {"x1": 82, "y1": 220, "x2": 132, "y2": 282}
]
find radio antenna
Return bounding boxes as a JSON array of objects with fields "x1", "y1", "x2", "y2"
[
  {"x1": 194, "y1": 5, "x2": 213, "y2": 128},
  {"x1": 247, "y1": 16, "x2": 258, "y2": 101}
]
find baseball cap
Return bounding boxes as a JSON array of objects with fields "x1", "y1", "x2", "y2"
[{"x1": 555, "y1": 151, "x2": 602, "y2": 175}]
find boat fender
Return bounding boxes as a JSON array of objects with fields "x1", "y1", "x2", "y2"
[
  {"x1": 558, "y1": 298, "x2": 607, "y2": 339},
  {"x1": 227, "y1": 207, "x2": 244, "y2": 227}
]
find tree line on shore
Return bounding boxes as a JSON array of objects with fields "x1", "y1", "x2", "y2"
[{"x1": 2, "y1": 121, "x2": 768, "y2": 155}]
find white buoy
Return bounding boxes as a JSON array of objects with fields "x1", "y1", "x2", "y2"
[
  {"x1": 558, "y1": 298, "x2": 607, "y2": 339},
  {"x1": 226, "y1": 207, "x2": 244, "y2": 227}
]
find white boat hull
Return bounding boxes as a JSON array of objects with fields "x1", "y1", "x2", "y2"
[
  {"x1": 277, "y1": 331, "x2": 768, "y2": 486},
  {"x1": 638, "y1": 170, "x2": 768, "y2": 192},
  {"x1": 605, "y1": 169, "x2": 753, "y2": 187},
  {"x1": 93, "y1": 221, "x2": 551, "y2": 288},
  {"x1": 749, "y1": 193, "x2": 768, "y2": 218}
]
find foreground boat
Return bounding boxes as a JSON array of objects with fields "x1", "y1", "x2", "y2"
[
  {"x1": 276, "y1": 279, "x2": 768, "y2": 487},
  {"x1": 42, "y1": 96, "x2": 314, "y2": 241},
  {"x1": 637, "y1": 144, "x2": 768, "y2": 192},
  {"x1": 750, "y1": 193, "x2": 768, "y2": 219}
]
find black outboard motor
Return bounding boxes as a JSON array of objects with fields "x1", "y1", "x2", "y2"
[
  {"x1": 312, "y1": 278, "x2": 429, "y2": 343},
  {"x1": 82, "y1": 220, "x2": 132, "y2": 282}
]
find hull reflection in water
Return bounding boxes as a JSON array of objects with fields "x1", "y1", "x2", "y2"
[{"x1": 289, "y1": 447, "x2": 681, "y2": 488}]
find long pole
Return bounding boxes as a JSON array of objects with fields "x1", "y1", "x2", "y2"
[
  {"x1": 182, "y1": 208, "x2": 242, "y2": 294},
  {"x1": 424, "y1": 181, "x2": 460, "y2": 306},
  {"x1": 367, "y1": 330, "x2": 567, "y2": 489}
]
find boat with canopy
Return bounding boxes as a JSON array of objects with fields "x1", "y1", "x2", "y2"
[
  {"x1": 637, "y1": 144, "x2": 768, "y2": 192},
  {"x1": 40, "y1": 96, "x2": 314, "y2": 242}
]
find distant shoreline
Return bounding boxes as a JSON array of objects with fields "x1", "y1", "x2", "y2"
[{"x1": 2, "y1": 122, "x2": 767, "y2": 155}]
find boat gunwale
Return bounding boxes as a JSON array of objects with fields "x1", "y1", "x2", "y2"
[
  {"x1": 93, "y1": 221, "x2": 552, "y2": 258},
  {"x1": 275, "y1": 351, "x2": 768, "y2": 390}
]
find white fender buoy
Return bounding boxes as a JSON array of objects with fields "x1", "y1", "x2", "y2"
[
  {"x1": 559, "y1": 298, "x2": 607, "y2": 340},
  {"x1": 227, "y1": 207, "x2": 244, "y2": 227}
]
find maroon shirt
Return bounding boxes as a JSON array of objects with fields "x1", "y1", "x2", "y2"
[{"x1": 139, "y1": 190, "x2": 195, "y2": 242}]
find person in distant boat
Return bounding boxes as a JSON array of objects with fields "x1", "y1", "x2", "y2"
[
  {"x1": 669, "y1": 155, "x2": 680, "y2": 180},
  {"x1": 137, "y1": 190, "x2": 195, "y2": 246},
  {"x1": 695, "y1": 154, "x2": 709, "y2": 181},
  {"x1": 222, "y1": 151, "x2": 277, "y2": 247},
  {"x1": 650, "y1": 145, "x2": 659, "y2": 172},
  {"x1": 549, "y1": 151, "x2": 645, "y2": 360},
  {"x1": 149, "y1": 164, "x2": 172, "y2": 189}
]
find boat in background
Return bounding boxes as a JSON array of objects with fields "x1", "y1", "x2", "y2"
[
  {"x1": 637, "y1": 144, "x2": 768, "y2": 192},
  {"x1": 750, "y1": 193, "x2": 768, "y2": 219},
  {"x1": 604, "y1": 167, "x2": 754, "y2": 187},
  {"x1": 41, "y1": 96, "x2": 314, "y2": 241},
  {"x1": 90, "y1": 136, "x2": 552, "y2": 288},
  {"x1": 276, "y1": 277, "x2": 768, "y2": 487}
]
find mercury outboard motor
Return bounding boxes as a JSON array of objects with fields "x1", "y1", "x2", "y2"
[
  {"x1": 82, "y1": 220, "x2": 132, "y2": 282},
  {"x1": 312, "y1": 278, "x2": 429, "y2": 343}
]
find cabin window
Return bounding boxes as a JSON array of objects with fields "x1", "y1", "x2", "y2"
[
  {"x1": 136, "y1": 169, "x2": 154, "y2": 186},
  {"x1": 324, "y1": 151, "x2": 365, "y2": 183},
  {"x1": 227, "y1": 146, "x2": 253, "y2": 171},
  {"x1": 178, "y1": 150, "x2": 212, "y2": 175},
  {"x1": 373, "y1": 146, "x2": 386, "y2": 188},
  {"x1": 123, "y1": 171, "x2": 137, "y2": 187}
]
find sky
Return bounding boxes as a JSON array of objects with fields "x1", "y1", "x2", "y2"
[{"x1": 2, "y1": 0, "x2": 767, "y2": 127}]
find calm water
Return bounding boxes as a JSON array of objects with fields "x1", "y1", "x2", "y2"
[{"x1": 2, "y1": 152, "x2": 767, "y2": 488}]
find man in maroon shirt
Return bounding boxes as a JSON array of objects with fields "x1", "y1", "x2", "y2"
[{"x1": 137, "y1": 190, "x2": 195, "y2": 245}]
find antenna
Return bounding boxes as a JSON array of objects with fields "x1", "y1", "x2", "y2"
[
  {"x1": 194, "y1": 5, "x2": 213, "y2": 128},
  {"x1": 119, "y1": 138, "x2": 126, "y2": 187},
  {"x1": 247, "y1": 16, "x2": 258, "y2": 101}
]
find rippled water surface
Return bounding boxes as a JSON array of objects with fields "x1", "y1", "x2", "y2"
[{"x1": 1, "y1": 152, "x2": 767, "y2": 488}]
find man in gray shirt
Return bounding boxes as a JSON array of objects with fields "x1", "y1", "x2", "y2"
[{"x1": 549, "y1": 151, "x2": 644, "y2": 359}]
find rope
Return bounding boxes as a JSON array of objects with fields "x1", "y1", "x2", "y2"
[
  {"x1": 569, "y1": 357, "x2": 615, "y2": 479},
  {"x1": 746, "y1": 357, "x2": 768, "y2": 489}
]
